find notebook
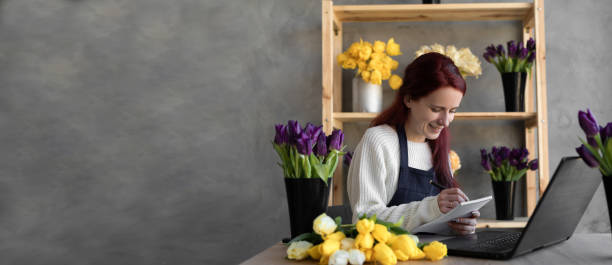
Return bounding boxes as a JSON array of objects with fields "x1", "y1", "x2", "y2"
[{"x1": 411, "y1": 196, "x2": 492, "y2": 235}]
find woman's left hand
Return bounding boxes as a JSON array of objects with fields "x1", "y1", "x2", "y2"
[{"x1": 447, "y1": 210, "x2": 480, "y2": 235}]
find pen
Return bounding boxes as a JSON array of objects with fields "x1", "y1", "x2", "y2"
[{"x1": 429, "y1": 180, "x2": 447, "y2": 190}]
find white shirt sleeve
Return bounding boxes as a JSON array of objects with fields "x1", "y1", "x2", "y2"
[{"x1": 347, "y1": 126, "x2": 443, "y2": 232}]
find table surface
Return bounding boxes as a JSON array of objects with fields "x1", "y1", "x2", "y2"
[{"x1": 240, "y1": 233, "x2": 612, "y2": 265}]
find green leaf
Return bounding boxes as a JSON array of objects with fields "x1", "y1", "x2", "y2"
[
  {"x1": 393, "y1": 216, "x2": 405, "y2": 227},
  {"x1": 285, "y1": 232, "x2": 323, "y2": 246},
  {"x1": 389, "y1": 226, "x2": 410, "y2": 235},
  {"x1": 335, "y1": 216, "x2": 342, "y2": 226},
  {"x1": 418, "y1": 242, "x2": 428, "y2": 249}
]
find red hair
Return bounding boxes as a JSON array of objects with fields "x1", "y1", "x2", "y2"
[{"x1": 370, "y1": 52, "x2": 466, "y2": 188}]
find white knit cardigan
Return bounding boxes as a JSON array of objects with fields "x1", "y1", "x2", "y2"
[{"x1": 347, "y1": 124, "x2": 445, "y2": 232}]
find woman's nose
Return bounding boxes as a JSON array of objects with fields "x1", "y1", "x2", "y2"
[{"x1": 438, "y1": 113, "x2": 451, "y2": 127}]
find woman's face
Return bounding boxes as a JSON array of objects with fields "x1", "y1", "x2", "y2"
[{"x1": 404, "y1": 86, "x2": 463, "y2": 142}]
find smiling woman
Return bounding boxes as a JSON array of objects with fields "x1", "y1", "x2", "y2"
[{"x1": 347, "y1": 52, "x2": 480, "y2": 236}]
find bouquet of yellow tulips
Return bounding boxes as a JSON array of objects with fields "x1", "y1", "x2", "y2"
[
  {"x1": 337, "y1": 38, "x2": 404, "y2": 90},
  {"x1": 286, "y1": 213, "x2": 448, "y2": 264}
]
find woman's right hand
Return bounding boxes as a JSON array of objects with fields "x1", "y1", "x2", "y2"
[{"x1": 437, "y1": 188, "x2": 469, "y2": 213}]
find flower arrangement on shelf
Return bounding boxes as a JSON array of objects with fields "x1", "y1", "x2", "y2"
[
  {"x1": 483, "y1": 38, "x2": 536, "y2": 74},
  {"x1": 285, "y1": 213, "x2": 448, "y2": 264},
  {"x1": 337, "y1": 38, "x2": 404, "y2": 90},
  {"x1": 575, "y1": 109, "x2": 612, "y2": 177},
  {"x1": 415, "y1": 43, "x2": 482, "y2": 78},
  {"x1": 449, "y1": 150, "x2": 461, "y2": 175},
  {"x1": 273, "y1": 120, "x2": 347, "y2": 185},
  {"x1": 480, "y1": 146, "x2": 539, "y2": 181}
]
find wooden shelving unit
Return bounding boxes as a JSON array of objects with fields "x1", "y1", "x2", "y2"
[{"x1": 322, "y1": 0, "x2": 549, "y2": 224}]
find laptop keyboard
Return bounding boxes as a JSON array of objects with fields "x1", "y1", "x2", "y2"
[{"x1": 473, "y1": 232, "x2": 522, "y2": 251}]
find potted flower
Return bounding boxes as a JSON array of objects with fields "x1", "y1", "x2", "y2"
[
  {"x1": 415, "y1": 43, "x2": 482, "y2": 79},
  {"x1": 482, "y1": 38, "x2": 536, "y2": 112},
  {"x1": 273, "y1": 120, "x2": 346, "y2": 239},
  {"x1": 337, "y1": 38, "x2": 403, "y2": 113},
  {"x1": 480, "y1": 146, "x2": 538, "y2": 220},
  {"x1": 575, "y1": 109, "x2": 612, "y2": 229}
]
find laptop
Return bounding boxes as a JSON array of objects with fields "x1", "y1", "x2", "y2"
[{"x1": 441, "y1": 156, "x2": 602, "y2": 260}]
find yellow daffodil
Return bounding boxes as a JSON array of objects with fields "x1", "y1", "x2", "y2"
[
  {"x1": 313, "y1": 213, "x2": 337, "y2": 236},
  {"x1": 386, "y1": 38, "x2": 402, "y2": 56},
  {"x1": 423, "y1": 241, "x2": 448, "y2": 261},
  {"x1": 372, "y1": 224, "x2": 392, "y2": 244},
  {"x1": 389, "y1": 74, "x2": 403, "y2": 90},
  {"x1": 370, "y1": 69, "x2": 382, "y2": 85},
  {"x1": 373, "y1": 40, "x2": 386, "y2": 53},
  {"x1": 389, "y1": 234, "x2": 422, "y2": 261},
  {"x1": 373, "y1": 242, "x2": 397, "y2": 265},
  {"x1": 308, "y1": 244, "x2": 322, "y2": 260},
  {"x1": 356, "y1": 218, "x2": 375, "y2": 234},
  {"x1": 354, "y1": 232, "x2": 374, "y2": 249},
  {"x1": 287, "y1": 241, "x2": 313, "y2": 260}
]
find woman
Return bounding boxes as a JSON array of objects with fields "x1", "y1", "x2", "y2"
[{"x1": 347, "y1": 52, "x2": 479, "y2": 235}]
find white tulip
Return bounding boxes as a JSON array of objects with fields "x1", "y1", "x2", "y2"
[
  {"x1": 313, "y1": 213, "x2": 337, "y2": 236},
  {"x1": 287, "y1": 241, "x2": 312, "y2": 260},
  {"x1": 329, "y1": 249, "x2": 349, "y2": 265},
  {"x1": 348, "y1": 249, "x2": 366, "y2": 265},
  {"x1": 340, "y1": 238, "x2": 355, "y2": 250}
]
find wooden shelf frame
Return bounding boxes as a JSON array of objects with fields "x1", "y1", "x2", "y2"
[{"x1": 322, "y1": 0, "x2": 549, "y2": 219}]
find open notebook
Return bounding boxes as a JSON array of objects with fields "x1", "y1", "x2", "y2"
[{"x1": 411, "y1": 196, "x2": 493, "y2": 235}]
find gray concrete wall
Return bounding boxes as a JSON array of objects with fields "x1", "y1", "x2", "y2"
[{"x1": 0, "y1": 0, "x2": 610, "y2": 264}]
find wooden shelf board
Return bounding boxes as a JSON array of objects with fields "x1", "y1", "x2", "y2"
[
  {"x1": 476, "y1": 217, "x2": 528, "y2": 229},
  {"x1": 334, "y1": 3, "x2": 533, "y2": 23},
  {"x1": 333, "y1": 112, "x2": 537, "y2": 123}
]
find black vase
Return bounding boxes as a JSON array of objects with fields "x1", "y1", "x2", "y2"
[
  {"x1": 492, "y1": 181, "x2": 516, "y2": 220},
  {"x1": 602, "y1": 176, "x2": 612, "y2": 235},
  {"x1": 501, "y1": 72, "x2": 527, "y2": 112},
  {"x1": 422, "y1": 0, "x2": 441, "y2": 3},
  {"x1": 284, "y1": 178, "x2": 331, "y2": 239}
]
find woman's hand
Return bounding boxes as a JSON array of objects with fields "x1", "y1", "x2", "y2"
[
  {"x1": 437, "y1": 188, "x2": 469, "y2": 213},
  {"x1": 448, "y1": 211, "x2": 480, "y2": 235}
]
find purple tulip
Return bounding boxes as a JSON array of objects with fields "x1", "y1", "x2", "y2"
[
  {"x1": 496, "y1": 45, "x2": 505, "y2": 56},
  {"x1": 274, "y1": 124, "x2": 288, "y2": 145},
  {"x1": 494, "y1": 155, "x2": 503, "y2": 168},
  {"x1": 486, "y1": 44, "x2": 497, "y2": 55},
  {"x1": 303, "y1": 123, "x2": 323, "y2": 142},
  {"x1": 499, "y1": 146, "x2": 510, "y2": 160},
  {"x1": 519, "y1": 47, "x2": 528, "y2": 59},
  {"x1": 527, "y1": 51, "x2": 536, "y2": 63},
  {"x1": 528, "y1": 159, "x2": 539, "y2": 170},
  {"x1": 507, "y1": 41, "x2": 517, "y2": 58},
  {"x1": 483, "y1": 53, "x2": 492, "y2": 63},
  {"x1": 600, "y1": 123, "x2": 612, "y2": 144},
  {"x1": 510, "y1": 148, "x2": 521, "y2": 161},
  {"x1": 578, "y1": 109, "x2": 599, "y2": 136},
  {"x1": 517, "y1": 161, "x2": 527, "y2": 170},
  {"x1": 481, "y1": 155, "x2": 491, "y2": 171},
  {"x1": 576, "y1": 145, "x2": 599, "y2": 168},
  {"x1": 327, "y1": 129, "x2": 344, "y2": 151},
  {"x1": 519, "y1": 148, "x2": 529, "y2": 161},
  {"x1": 527, "y1": 38, "x2": 536, "y2": 52},
  {"x1": 587, "y1": 135, "x2": 598, "y2": 148},
  {"x1": 296, "y1": 133, "x2": 314, "y2": 155},
  {"x1": 314, "y1": 133, "x2": 328, "y2": 157},
  {"x1": 287, "y1": 120, "x2": 302, "y2": 145},
  {"x1": 510, "y1": 158, "x2": 519, "y2": 167},
  {"x1": 344, "y1": 151, "x2": 353, "y2": 167}
]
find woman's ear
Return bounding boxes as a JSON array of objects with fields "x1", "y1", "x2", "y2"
[{"x1": 403, "y1": 96, "x2": 411, "y2": 109}]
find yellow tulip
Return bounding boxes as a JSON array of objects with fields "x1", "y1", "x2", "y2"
[
  {"x1": 373, "y1": 40, "x2": 386, "y2": 53},
  {"x1": 356, "y1": 218, "x2": 375, "y2": 234},
  {"x1": 423, "y1": 241, "x2": 448, "y2": 261},
  {"x1": 308, "y1": 244, "x2": 322, "y2": 260},
  {"x1": 367, "y1": 59, "x2": 384, "y2": 72},
  {"x1": 381, "y1": 67, "x2": 391, "y2": 80},
  {"x1": 390, "y1": 59, "x2": 399, "y2": 70},
  {"x1": 373, "y1": 242, "x2": 397, "y2": 265},
  {"x1": 348, "y1": 42, "x2": 361, "y2": 58},
  {"x1": 450, "y1": 150, "x2": 461, "y2": 174},
  {"x1": 319, "y1": 255, "x2": 329, "y2": 265},
  {"x1": 389, "y1": 74, "x2": 403, "y2": 90},
  {"x1": 320, "y1": 239, "x2": 341, "y2": 257},
  {"x1": 354, "y1": 232, "x2": 374, "y2": 249},
  {"x1": 390, "y1": 235, "x2": 421, "y2": 261},
  {"x1": 386, "y1": 38, "x2": 402, "y2": 56},
  {"x1": 372, "y1": 224, "x2": 392, "y2": 244},
  {"x1": 357, "y1": 60, "x2": 367, "y2": 74},
  {"x1": 413, "y1": 247, "x2": 426, "y2": 260},
  {"x1": 361, "y1": 248, "x2": 373, "y2": 262},
  {"x1": 358, "y1": 45, "x2": 372, "y2": 61},
  {"x1": 325, "y1": 231, "x2": 346, "y2": 242},
  {"x1": 370, "y1": 52, "x2": 385, "y2": 61},
  {"x1": 370, "y1": 69, "x2": 382, "y2": 85}
]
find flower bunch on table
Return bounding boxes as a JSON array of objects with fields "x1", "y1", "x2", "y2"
[
  {"x1": 273, "y1": 120, "x2": 348, "y2": 185},
  {"x1": 483, "y1": 38, "x2": 536, "y2": 74},
  {"x1": 415, "y1": 43, "x2": 482, "y2": 78},
  {"x1": 337, "y1": 38, "x2": 404, "y2": 90},
  {"x1": 480, "y1": 146, "x2": 539, "y2": 181},
  {"x1": 575, "y1": 109, "x2": 612, "y2": 177},
  {"x1": 286, "y1": 213, "x2": 448, "y2": 264}
]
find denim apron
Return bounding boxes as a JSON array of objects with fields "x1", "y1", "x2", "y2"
[{"x1": 387, "y1": 125, "x2": 441, "y2": 206}]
